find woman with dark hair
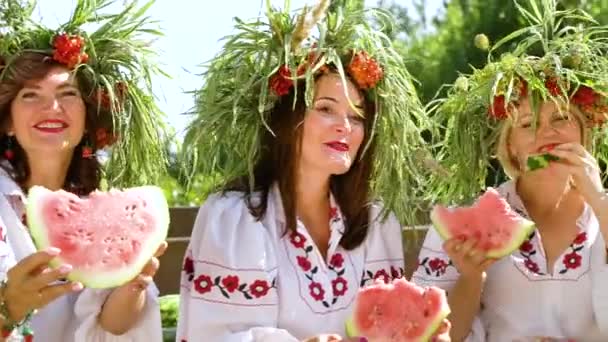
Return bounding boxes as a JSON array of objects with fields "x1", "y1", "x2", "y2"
[
  {"x1": 0, "y1": 1, "x2": 168, "y2": 341},
  {"x1": 177, "y1": 1, "x2": 450, "y2": 341}
]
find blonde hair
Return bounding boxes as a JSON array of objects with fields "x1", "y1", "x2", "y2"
[{"x1": 495, "y1": 103, "x2": 590, "y2": 179}]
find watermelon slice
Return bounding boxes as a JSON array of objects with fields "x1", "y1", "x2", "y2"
[
  {"x1": 526, "y1": 143, "x2": 560, "y2": 172},
  {"x1": 345, "y1": 278, "x2": 450, "y2": 342},
  {"x1": 526, "y1": 153, "x2": 560, "y2": 171},
  {"x1": 27, "y1": 186, "x2": 170, "y2": 289},
  {"x1": 430, "y1": 188, "x2": 535, "y2": 258}
]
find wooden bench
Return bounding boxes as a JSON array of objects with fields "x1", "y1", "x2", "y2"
[{"x1": 154, "y1": 208, "x2": 430, "y2": 296}]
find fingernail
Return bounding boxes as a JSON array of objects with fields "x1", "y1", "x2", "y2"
[
  {"x1": 71, "y1": 282, "x2": 83, "y2": 291},
  {"x1": 46, "y1": 247, "x2": 61, "y2": 256},
  {"x1": 58, "y1": 264, "x2": 73, "y2": 274}
]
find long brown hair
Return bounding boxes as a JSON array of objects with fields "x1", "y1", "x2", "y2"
[
  {"x1": 226, "y1": 73, "x2": 377, "y2": 250},
  {"x1": 0, "y1": 52, "x2": 107, "y2": 195}
]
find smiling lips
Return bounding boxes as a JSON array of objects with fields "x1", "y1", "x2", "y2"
[
  {"x1": 33, "y1": 119, "x2": 69, "y2": 133},
  {"x1": 325, "y1": 141, "x2": 349, "y2": 152}
]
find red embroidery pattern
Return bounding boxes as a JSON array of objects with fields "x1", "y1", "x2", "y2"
[
  {"x1": 417, "y1": 257, "x2": 452, "y2": 277},
  {"x1": 183, "y1": 256, "x2": 194, "y2": 282},
  {"x1": 192, "y1": 273, "x2": 276, "y2": 300},
  {"x1": 519, "y1": 231, "x2": 544, "y2": 275},
  {"x1": 289, "y1": 230, "x2": 348, "y2": 308},
  {"x1": 559, "y1": 231, "x2": 586, "y2": 274},
  {"x1": 360, "y1": 265, "x2": 404, "y2": 286}
]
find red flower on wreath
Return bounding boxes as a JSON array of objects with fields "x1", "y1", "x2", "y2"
[
  {"x1": 545, "y1": 77, "x2": 561, "y2": 96},
  {"x1": 347, "y1": 51, "x2": 383, "y2": 90},
  {"x1": 95, "y1": 128, "x2": 118, "y2": 149},
  {"x1": 52, "y1": 33, "x2": 89, "y2": 69},
  {"x1": 572, "y1": 86, "x2": 599, "y2": 109},
  {"x1": 488, "y1": 95, "x2": 508, "y2": 120},
  {"x1": 249, "y1": 280, "x2": 271, "y2": 298},
  {"x1": 269, "y1": 65, "x2": 294, "y2": 96}
]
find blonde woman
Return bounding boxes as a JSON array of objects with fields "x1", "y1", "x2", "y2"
[{"x1": 412, "y1": 2, "x2": 608, "y2": 341}]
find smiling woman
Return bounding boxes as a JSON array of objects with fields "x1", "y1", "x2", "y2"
[
  {"x1": 412, "y1": 1, "x2": 608, "y2": 341},
  {"x1": 176, "y1": 0, "x2": 451, "y2": 341},
  {"x1": 0, "y1": 52, "x2": 99, "y2": 194},
  {"x1": 0, "y1": 0, "x2": 169, "y2": 341}
]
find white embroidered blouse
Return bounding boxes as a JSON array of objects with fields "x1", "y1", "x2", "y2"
[
  {"x1": 176, "y1": 186, "x2": 405, "y2": 341},
  {"x1": 0, "y1": 168, "x2": 163, "y2": 342},
  {"x1": 411, "y1": 181, "x2": 608, "y2": 342}
]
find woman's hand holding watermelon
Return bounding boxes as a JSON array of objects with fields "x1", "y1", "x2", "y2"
[
  {"x1": 442, "y1": 237, "x2": 494, "y2": 341},
  {"x1": 443, "y1": 237, "x2": 496, "y2": 279},
  {"x1": 125, "y1": 241, "x2": 168, "y2": 291},
  {"x1": 98, "y1": 241, "x2": 167, "y2": 335},
  {"x1": 3, "y1": 247, "x2": 83, "y2": 322},
  {"x1": 550, "y1": 143, "x2": 608, "y2": 244},
  {"x1": 549, "y1": 143, "x2": 604, "y2": 204}
]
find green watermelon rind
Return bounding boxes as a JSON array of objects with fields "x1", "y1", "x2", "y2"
[
  {"x1": 344, "y1": 290, "x2": 451, "y2": 342},
  {"x1": 430, "y1": 204, "x2": 536, "y2": 259},
  {"x1": 27, "y1": 185, "x2": 170, "y2": 289},
  {"x1": 526, "y1": 153, "x2": 560, "y2": 172}
]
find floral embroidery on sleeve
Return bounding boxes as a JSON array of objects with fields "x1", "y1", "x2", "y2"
[
  {"x1": 192, "y1": 274, "x2": 276, "y2": 300},
  {"x1": 183, "y1": 256, "x2": 194, "y2": 282},
  {"x1": 360, "y1": 265, "x2": 404, "y2": 286},
  {"x1": 418, "y1": 257, "x2": 453, "y2": 277},
  {"x1": 186, "y1": 257, "x2": 278, "y2": 306}
]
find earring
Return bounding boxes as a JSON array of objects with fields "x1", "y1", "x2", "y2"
[
  {"x1": 82, "y1": 145, "x2": 94, "y2": 159},
  {"x1": 82, "y1": 134, "x2": 94, "y2": 159},
  {"x1": 4, "y1": 134, "x2": 14, "y2": 160}
]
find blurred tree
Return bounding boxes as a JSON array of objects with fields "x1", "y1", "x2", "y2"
[{"x1": 377, "y1": 0, "x2": 608, "y2": 103}]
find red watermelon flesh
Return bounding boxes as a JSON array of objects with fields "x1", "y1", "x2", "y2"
[
  {"x1": 430, "y1": 187, "x2": 535, "y2": 258},
  {"x1": 27, "y1": 186, "x2": 169, "y2": 289},
  {"x1": 346, "y1": 278, "x2": 450, "y2": 342}
]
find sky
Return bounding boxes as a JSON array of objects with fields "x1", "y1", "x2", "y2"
[{"x1": 34, "y1": 0, "x2": 442, "y2": 137}]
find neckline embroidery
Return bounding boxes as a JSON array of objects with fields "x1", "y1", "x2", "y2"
[
  {"x1": 499, "y1": 182, "x2": 594, "y2": 280},
  {"x1": 286, "y1": 200, "x2": 354, "y2": 312}
]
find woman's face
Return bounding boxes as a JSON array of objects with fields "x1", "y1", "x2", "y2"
[
  {"x1": 9, "y1": 66, "x2": 86, "y2": 158},
  {"x1": 299, "y1": 73, "x2": 366, "y2": 177},
  {"x1": 509, "y1": 97, "x2": 582, "y2": 174}
]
